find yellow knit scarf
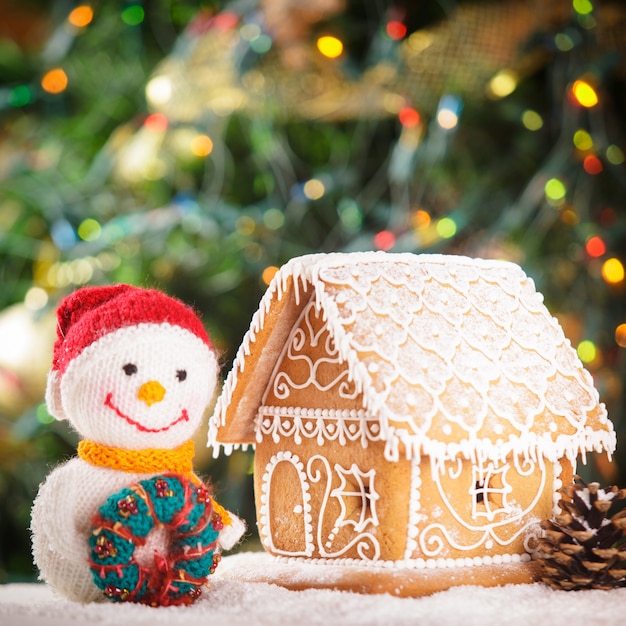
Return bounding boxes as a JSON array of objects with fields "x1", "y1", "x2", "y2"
[{"x1": 77, "y1": 439, "x2": 195, "y2": 474}]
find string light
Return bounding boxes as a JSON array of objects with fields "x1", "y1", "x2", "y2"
[
  {"x1": 68, "y1": 5, "x2": 94, "y2": 28},
  {"x1": 317, "y1": 36, "x2": 343, "y2": 59},
  {"x1": 303, "y1": 179, "x2": 325, "y2": 200},
  {"x1": 146, "y1": 75, "x2": 172, "y2": 107},
  {"x1": 144, "y1": 113, "x2": 168, "y2": 132},
  {"x1": 8, "y1": 85, "x2": 31, "y2": 107},
  {"x1": 398, "y1": 106, "x2": 420, "y2": 128},
  {"x1": 190, "y1": 134, "x2": 213, "y2": 157},
  {"x1": 521, "y1": 110, "x2": 543, "y2": 131},
  {"x1": 487, "y1": 69, "x2": 518, "y2": 99},
  {"x1": 585, "y1": 235, "x2": 606, "y2": 258},
  {"x1": 577, "y1": 339, "x2": 597, "y2": 364},
  {"x1": 573, "y1": 0, "x2": 594, "y2": 16},
  {"x1": 544, "y1": 178, "x2": 566, "y2": 203},
  {"x1": 436, "y1": 217, "x2": 457, "y2": 238},
  {"x1": 374, "y1": 230, "x2": 395, "y2": 250},
  {"x1": 573, "y1": 129, "x2": 593, "y2": 151},
  {"x1": 121, "y1": 5, "x2": 144, "y2": 26},
  {"x1": 386, "y1": 21, "x2": 407, "y2": 40},
  {"x1": 583, "y1": 154, "x2": 603, "y2": 175},
  {"x1": 602, "y1": 258, "x2": 625, "y2": 284},
  {"x1": 41, "y1": 69, "x2": 68, "y2": 94},
  {"x1": 571, "y1": 79, "x2": 599, "y2": 108},
  {"x1": 262, "y1": 266, "x2": 279, "y2": 286},
  {"x1": 606, "y1": 145, "x2": 624, "y2": 165},
  {"x1": 412, "y1": 209, "x2": 431, "y2": 230},
  {"x1": 436, "y1": 95, "x2": 462, "y2": 130},
  {"x1": 77, "y1": 218, "x2": 101, "y2": 242}
]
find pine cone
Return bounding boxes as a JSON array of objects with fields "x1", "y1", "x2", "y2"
[{"x1": 538, "y1": 476, "x2": 626, "y2": 590}]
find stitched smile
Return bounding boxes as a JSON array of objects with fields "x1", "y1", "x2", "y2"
[{"x1": 104, "y1": 393, "x2": 189, "y2": 433}]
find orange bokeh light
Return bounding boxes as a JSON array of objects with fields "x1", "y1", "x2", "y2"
[{"x1": 41, "y1": 69, "x2": 68, "y2": 94}]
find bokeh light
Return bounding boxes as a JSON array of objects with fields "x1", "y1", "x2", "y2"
[
  {"x1": 121, "y1": 5, "x2": 144, "y2": 26},
  {"x1": 386, "y1": 21, "x2": 407, "y2": 40},
  {"x1": 571, "y1": 79, "x2": 599, "y2": 107},
  {"x1": 616, "y1": 323, "x2": 626, "y2": 348},
  {"x1": 303, "y1": 178, "x2": 325, "y2": 200},
  {"x1": 262, "y1": 266, "x2": 279, "y2": 286},
  {"x1": 317, "y1": 36, "x2": 343, "y2": 59},
  {"x1": 399, "y1": 106, "x2": 420, "y2": 128},
  {"x1": 577, "y1": 339, "x2": 597, "y2": 363},
  {"x1": 436, "y1": 217, "x2": 457, "y2": 238},
  {"x1": 521, "y1": 110, "x2": 543, "y2": 131},
  {"x1": 144, "y1": 113, "x2": 168, "y2": 132},
  {"x1": 544, "y1": 178, "x2": 566, "y2": 202},
  {"x1": 68, "y1": 5, "x2": 94, "y2": 28},
  {"x1": 602, "y1": 258, "x2": 625, "y2": 284},
  {"x1": 41, "y1": 69, "x2": 68, "y2": 94},
  {"x1": 573, "y1": 129, "x2": 593, "y2": 151},
  {"x1": 190, "y1": 134, "x2": 214, "y2": 157},
  {"x1": 374, "y1": 230, "x2": 395, "y2": 250},
  {"x1": 487, "y1": 69, "x2": 518, "y2": 98},
  {"x1": 583, "y1": 154, "x2": 603, "y2": 175},
  {"x1": 585, "y1": 235, "x2": 606, "y2": 258}
]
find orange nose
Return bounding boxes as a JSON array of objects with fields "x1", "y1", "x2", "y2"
[{"x1": 137, "y1": 380, "x2": 166, "y2": 406}]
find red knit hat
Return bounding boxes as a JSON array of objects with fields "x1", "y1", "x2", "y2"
[{"x1": 52, "y1": 285, "x2": 212, "y2": 376}]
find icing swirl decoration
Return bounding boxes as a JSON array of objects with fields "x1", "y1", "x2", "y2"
[{"x1": 89, "y1": 474, "x2": 224, "y2": 606}]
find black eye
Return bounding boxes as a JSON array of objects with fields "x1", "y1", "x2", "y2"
[
  {"x1": 123, "y1": 363, "x2": 137, "y2": 376},
  {"x1": 176, "y1": 369, "x2": 187, "y2": 382}
]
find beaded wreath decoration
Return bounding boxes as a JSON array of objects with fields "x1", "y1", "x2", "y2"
[{"x1": 89, "y1": 473, "x2": 224, "y2": 606}]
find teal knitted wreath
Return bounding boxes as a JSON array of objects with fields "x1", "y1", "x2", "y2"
[{"x1": 88, "y1": 473, "x2": 223, "y2": 606}]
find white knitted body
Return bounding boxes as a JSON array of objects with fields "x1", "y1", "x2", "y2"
[
  {"x1": 32, "y1": 307, "x2": 245, "y2": 603},
  {"x1": 31, "y1": 458, "x2": 158, "y2": 602}
]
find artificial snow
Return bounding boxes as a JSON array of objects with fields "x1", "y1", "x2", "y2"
[{"x1": 1, "y1": 551, "x2": 625, "y2": 626}]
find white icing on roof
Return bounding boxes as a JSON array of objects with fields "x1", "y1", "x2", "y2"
[{"x1": 208, "y1": 252, "x2": 615, "y2": 464}]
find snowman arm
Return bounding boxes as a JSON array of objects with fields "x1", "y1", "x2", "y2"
[{"x1": 218, "y1": 511, "x2": 246, "y2": 551}]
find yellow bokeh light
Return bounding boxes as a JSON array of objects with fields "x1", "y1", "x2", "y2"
[
  {"x1": 77, "y1": 218, "x2": 101, "y2": 242},
  {"x1": 544, "y1": 178, "x2": 566, "y2": 201},
  {"x1": 190, "y1": 134, "x2": 214, "y2": 157},
  {"x1": 303, "y1": 178, "x2": 325, "y2": 200},
  {"x1": 41, "y1": 68, "x2": 68, "y2": 94},
  {"x1": 606, "y1": 144, "x2": 625, "y2": 165},
  {"x1": 68, "y1": 5, "x2": 94, "y2": 28},
  {"x1": 521, "y1": 110, "x2": 543, "y2": 131},
  {"x1": 615, "y1": 323, "x2": 626, "y2": 348},
  {"x1": 572, "y1": 79, "x2": 599, "y2": 108},
  {"x1": 487, "y1": 69, "x2": 518, "y2": 98},
  {"x1": 573, "y1": 129, "x2": 593, "y2": 151},
  {"x1": 262, "y1": 265, "x2": 279, "y2": 286},
  {"x1": 317, "y1": 36, "x2": 344, "y2": 59},
  {"x1": 573, "y1": 0, "x2": 594, "y2": 16},
  {"x1": 236, "y1": 216, "x2": 256, "y2": 236},
  {"x1": 577, "y1": 340, "x2": 597, "y2": 363},
  {"x1": 436, "y1": 217, "x2": 457, "y2": 239},
  {"x1": 602, "y1": 257, "x2": 625, "y2": 284}
]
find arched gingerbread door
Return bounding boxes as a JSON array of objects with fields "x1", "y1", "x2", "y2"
[{"x1": 259, "y1": 451, "x2": 314, "y2": 557}]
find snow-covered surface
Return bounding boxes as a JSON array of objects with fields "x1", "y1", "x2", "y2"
[{"x1": 2, "y1": 551, "x2": 626, "y2": 626}]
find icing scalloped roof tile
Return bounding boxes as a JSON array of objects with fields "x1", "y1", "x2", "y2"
[{"x1": 208, "y1": 252, "x2": 616, "y2": 463}]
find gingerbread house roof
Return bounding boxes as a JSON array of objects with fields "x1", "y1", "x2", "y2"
[{"x1": 208, "y1": 252, "x2": 615, "y2": 464}]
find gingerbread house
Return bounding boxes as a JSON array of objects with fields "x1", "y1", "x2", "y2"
[{"x1": 208, "y1": 252, "x2": 615, "y2": 587}]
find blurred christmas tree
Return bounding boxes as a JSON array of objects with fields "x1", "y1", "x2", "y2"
[{"x1": 0, "y1": 0, "x2": 625, "y2": 582}]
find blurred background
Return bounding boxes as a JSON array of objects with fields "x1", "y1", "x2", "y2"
[{"x1": 0, "y1": 0, "x2": 625, "y2": 583}]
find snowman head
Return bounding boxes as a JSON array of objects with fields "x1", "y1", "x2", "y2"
[{"x1": 46, "y1": 285, "x2": 218, "y2": 450}]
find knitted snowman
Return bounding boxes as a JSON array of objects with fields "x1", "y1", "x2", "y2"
[{"x1": 31, "y1": 285, "x2": 245, "y2": 605}]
